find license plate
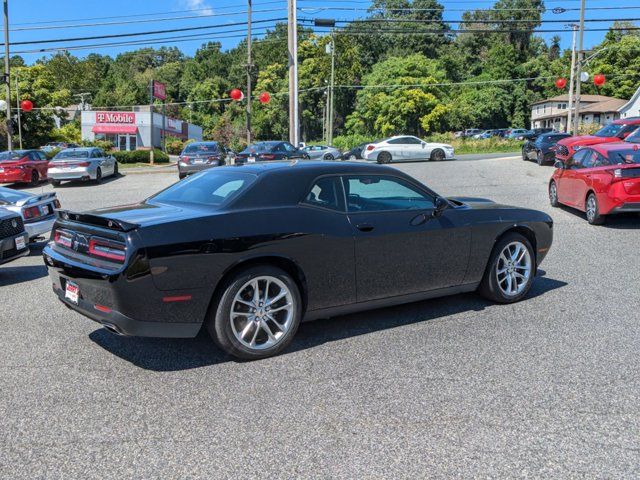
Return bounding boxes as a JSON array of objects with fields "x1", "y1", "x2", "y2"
[
  {"x1": 15, "y1": 236, "x2": 26, "y2": 250},
  {"x1": 65, "y1": 280, "x2": 80, "y2": 305},
  {"x1": 248, "y1": 156, "x2": 256, "y2": 163},
  {"x1": 194, "y1": 159, "x2": 205, "y2": 164}
]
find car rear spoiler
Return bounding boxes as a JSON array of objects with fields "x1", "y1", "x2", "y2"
[
  {"x1": 56, "y1": 209, "x2": 140, "y2": 232},
  {"x1": 18, "y1": 192, "x2": 57, "y2": 207}
]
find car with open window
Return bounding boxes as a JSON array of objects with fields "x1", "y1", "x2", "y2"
[
  {"x1": 43, "y1": 161, "x2": 552, "y2": 360},
  {"x1": 549, "y1": 132, "x2": 640, "y2": 224}
]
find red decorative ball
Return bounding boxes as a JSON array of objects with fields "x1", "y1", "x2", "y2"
[
  {"x1": 593, "y1": 74, "x2": 606, "y2": 87},
  {"x1": 259, "y1": 92, "x2": 271, "y2": 104},
  {"x1": 555, "y1": 78, "x2": 567, "y2": 89},
  {"x1": 20, "y1": 99, "x2": 34, "y2": 112},
  {"x1": 230, "y1": 89, "x2": 244, "y2": 101}
]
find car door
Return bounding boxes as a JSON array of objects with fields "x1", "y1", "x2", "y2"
[
  {"x1": 383, "y1": 138, "x2": 406, "y2": 161},
  {"x1": 557, "y1": 149, "x2": 589, "y2": 206},
  {"x1": 405, "y1": 136, "x2": 427, "y2": 160},
  {"x1": 572, "y1": 150, "x2": 598, "y2": 210},
  {"x1": 30, "y1": 152, "x2": 47, "y2": 178},
  {"x1": 283, "y1": 142, "x2": 304, "y2": 159},
  {"x1": 342, "y1": 174, "x2": 471, "y2": 302}
]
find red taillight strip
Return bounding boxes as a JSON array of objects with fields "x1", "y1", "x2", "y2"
[
  {"x1": 94, "y1": 304, "x2": 112, "y2": 313},
  {"x1": 89, "y1": 238, "x2": 126, "y2": 262},
  {"x1": 162, "y1": 295, "x2": 192, "y2": 303}
]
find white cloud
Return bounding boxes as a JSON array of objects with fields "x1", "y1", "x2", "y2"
[{"x1": 181, "y1": 0, "x2": 214, "y2": 16}]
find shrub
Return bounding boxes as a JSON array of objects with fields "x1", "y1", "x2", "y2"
[
  {"x1": 331, "y1": 134, "x2": 373, "y2": 150},
  {"x1": 81, "y1": 139, "x2": 115, "y2": 151},
  {"x1": 111, "y1": 149, "x2": 170, "y2": 164}
]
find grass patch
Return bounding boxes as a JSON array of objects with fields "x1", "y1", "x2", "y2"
[{"x1": 118, "y1": 162, "x2": 174, "y2": 169}]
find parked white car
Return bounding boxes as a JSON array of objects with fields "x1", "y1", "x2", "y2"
[
  {"x1": 0, "y1": 186, "x2": 60, "y2": 242},
  {"x1": 362, "y1": 136, "x2": 455, "y2": 163},
  {"x1": 48, "y1": 148, "x2": 118, "y2": 187}
]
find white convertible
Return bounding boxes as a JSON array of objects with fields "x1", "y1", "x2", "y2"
[{"x1": 362, "y1": 135, "x2": 455, "y2": 163}]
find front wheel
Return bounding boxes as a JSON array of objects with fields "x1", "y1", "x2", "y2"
[
  {"x1": 324, "y1": 154, "x2": 334, "y2": 161},
  {"x1": 536, "y1": 151, "x2": 544, "y2": 166},
  {"x1": 51, "y1": 179, "x2": 61, "y2": 187},
  {"x1": 113, "y1": 162, "x2": 119, "y2": 176},
  {"x1": 206, "y1": 265, "x2": 302, "y2": 360},
  {"x1": 430, "y1": 149, "x2": 445, "y2": 161},
  {"x1": 348, "y1": 154, "x2": 357, "y2": 161},
  {"x1": 478, "y1": 233, "x2": 535, "y2": 304},
  {"x1": 95, "y1": 167, "x2": 102, "y2": 184},
  {"x1": 586, "y1": 193, "x2": 605, "y2": 225},
  {"x1": 549, "y1": 181, "x2": 559, "y2": 207}
]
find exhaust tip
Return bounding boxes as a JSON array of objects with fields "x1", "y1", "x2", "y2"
[{"x1": 102, "y1": 323, "x2": 124, "y2": 336}]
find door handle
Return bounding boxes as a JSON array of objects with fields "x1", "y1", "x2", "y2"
[
  {"x1": 356, "y1": 223, "x2": 374, "y2": 232},
  {"x1": 410, "y1": 213, "x2": 428, "y2": 226}
]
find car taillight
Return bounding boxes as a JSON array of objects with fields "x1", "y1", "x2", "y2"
[
  {"x1": 366, "y1": 145, "x2": 375, "y2": 151},
  {"x1": 76, "y1": 162, "x2": 90, "y2": 167},
  {"x1": 180, "y1": 156, "x2": 191, "y2": 164},
  {"x1": 260, "y1": 154, "x2": 276, "y2": 160},
  {"x1": 23, "y1": 206, "x2": 41, "y2": 219},
  {"x1": 54, "y1": 229, "x2": 73, "y2": 248},
  {"x1": 89, "y1": 237, "x2": 126, "y2": 262}
]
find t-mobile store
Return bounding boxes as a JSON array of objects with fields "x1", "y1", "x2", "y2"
[{"x1": 81, "y1": 110, "x2": 203, "y2": 151}]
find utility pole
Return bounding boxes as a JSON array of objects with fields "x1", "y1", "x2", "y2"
[
  {"x1": 14, "y1": 71, "x2": 21, "y2": 149},
  {"x1": 572, "y1": 0, "x2": 586, "y2": 136},
  {"x1": 566, "y1": 24, "x2": 578, "y2": 134},
  {"x1": 287, "y1": 0, "x2": 299, "y2": 146},
  {"x1": 246, "y1": 0, "x2": 252, "y2": 145},
  {"x1": 328, "y1": 30, "x2": 336, "y2": 145},
  {"x1": 3, "y1": 0, "x2": 12, "y2": 150}
]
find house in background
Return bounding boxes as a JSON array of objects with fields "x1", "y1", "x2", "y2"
[
  {"x1": 619, "y1": 86, "x2": 640, "y2": 118},
  {"x1": 530, "y1": 94, "x2": 627, "y2": 131}
]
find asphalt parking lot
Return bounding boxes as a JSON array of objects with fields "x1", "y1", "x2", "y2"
[{"x1": 2, "y1": 155, "x2": 639, "y2": 478}]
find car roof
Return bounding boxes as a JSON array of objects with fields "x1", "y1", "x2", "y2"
[
  {"x1": 215, "y1": 160, "x2": 400, "y2": 176},
  {"x1": 58, "y1": 147, "x2": 95, "y2": 152},
  {"x1": 590, "y1": 141, "x2": 640, "y2": 153},
  {"x1": 186, "y1": 141, "x2": 218, "y2": 146},
  {"x1": 613, "y1": 116, "x2": 640, "y2": 125}
]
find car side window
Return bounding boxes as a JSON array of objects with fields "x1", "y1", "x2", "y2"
[
  {"x1": 582, "y1": 151, "x2": 598, "y2": 169},
  {"x1": 405, "y1": 137, "x2": 422, "y2": 145},
  {"x1": 302, "y1": 176, "x2": 344, "y2": 212},
  {"x1": 38, "y1": 152, "x2": 48, "y2": 161},
  {"x1": 273, "y1": 144, "x2": 285, "y2": 153},
  {"x1": 343, "y1": 175, "x2": 434, "y2": 212},
  {"x1": 568, "y1": 150, "x2": 589, "y2": 169},
  {"x1": 283, "y1": 143, "x2": 296, "y2": 152},
  {"x1": 594, "y1": 153, "x2": 610, "y2": 167}
]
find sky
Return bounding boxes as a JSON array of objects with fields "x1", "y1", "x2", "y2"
[{"x1": 6, "y1": 0, "x2": 640, "y2": 64}]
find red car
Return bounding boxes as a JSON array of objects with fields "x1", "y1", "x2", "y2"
[
  {"x1": 0, "y1": 150, "x2": 50, "y2": 186},
  {"x1": 549, "y1": 134, "x2": 640, "y2": 225},
  {"x1": 553, "y1": 117, "x2": 640, "y2": 163}
]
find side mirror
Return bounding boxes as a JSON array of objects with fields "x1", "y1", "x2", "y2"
[
  {"x1": 432, "y1": 196, "x2": 448, "y2": 218},
  {"x1": 554, "y1": 160, "x2": 564, "y2": 169}
]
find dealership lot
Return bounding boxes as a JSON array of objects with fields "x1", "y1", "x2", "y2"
[{"x1": 2, "y1": 156, "x2": 639, "y2": 478}]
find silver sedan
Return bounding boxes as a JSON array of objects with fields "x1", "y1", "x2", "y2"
[
  {"x1": 48, "y1": 148, "x2": 118, "y2": 187},
  {"x1": 302, "y1": 145, "x2": 342, "y2": 161}
]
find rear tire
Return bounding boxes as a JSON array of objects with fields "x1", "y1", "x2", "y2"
[
  {"x1": 536, "y1": 151, "x2": 544, "y2": 166},
  {"x1": 324, "y1": 154, "x2": 334, "y2": 161},
  {"x1": 206, "y1": 265, "x2": 302, "y2": 360},
  {"x1": 585, "y1": 193, "x2": 605, "y2": 225},
  {"x1": 478, "y1": 232, "x2": 535, "y2": 304},
  {"x1": 377, "y1": 151, "x2": 391, "y2": 164},
  {"x1": 348, "y1": 154, "x2": 357, "y2": 161},
  {"x1": 179, "y1": 173, "x2": 187, "y2": 180},
  {"x1": 30, "y1": 170, "x2": 39, "y2": 186},
  {"x1": 113, "y1": 163, "x2": 119, "y2": 176},
  {"x1": 95, "y1": 167, "x2": 102, "y2": 184},
  {"x1": 51, "y1": 180, "x2": 61, "y2": 187},
  {"x1": 430, "y1": 149, "x2": 445, "y2": 161},
  {"x1": 521, "y1": 148, "x2": 528, "y2": 161}
]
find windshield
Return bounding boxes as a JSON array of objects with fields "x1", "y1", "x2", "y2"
[
  {"x1": 150, "y1": 171, "x2": 257, "y2": 207},
  {"x1": 608, "y1": 149, "x2": 640, "y2": 165},
  {"x1": 0, "y1": 151, "x2": 26, "y2": 161},
  {"x1": 594, "y1": 123, "x2": 638, "y2": 138},
  {"x1": 624, "y1": 128, "x2": 640, "y2": 143},
  {"x1": 183, "y1": 143, "x2": 219, "y2": 154},
  {"x1": 54, "y1": 150, "x2": 89, "y2": 159}
]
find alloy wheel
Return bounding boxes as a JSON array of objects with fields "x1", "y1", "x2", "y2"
[
  {"x1": 586, "y1": 195, "x2": 597, "y2": 223},
  {"x1": 230, "y1": 276, "x2": 295, "y2": 350},
  {"x1": 495, "y1": 241, "x2": 532, "y2": 297},
  {"x1": 549, "y1": 182, "x2": 558, "y2": 206}
]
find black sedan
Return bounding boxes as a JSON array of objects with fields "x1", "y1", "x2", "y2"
[
  {"x1": 522, "y1": 132, "x2": 572, "y2": 165},
  {"x1": 342, "y1": 143, "x2": 368, "y2": 161},
  {"x1": 236, "y1": 141, "x2": 309, "y2": 163},
  {"x1": 43, "y1": 162, "x2": 553, "y2": 360}
]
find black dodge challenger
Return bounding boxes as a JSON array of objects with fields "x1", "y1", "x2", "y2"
[{"x1": 43, "y1": 161, "x2": 553, "y2": 360}]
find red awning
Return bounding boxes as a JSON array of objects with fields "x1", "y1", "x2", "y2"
[{"x1": 92, "y1": 124, "x2": 137, "y2": 134}]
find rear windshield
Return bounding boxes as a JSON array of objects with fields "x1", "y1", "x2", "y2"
[
  {"x1": 0, "y1": 188, "x2": 28, "y2": 204},
  {"x1": 150, "y1": 171, "x2": 256, "y2": 207},
  {"x1": 54, "y1": 150, "x2": 89, "y2": 159},
  {"x1": 242, "y1": 142, "x2": 278, "y2": 154},
  {"x1": 183, "y1": 143, "x2": 219, "y2": 154},
  {"x1": 540, "y1": 134, "x2": 571, "y2": 143},
  {"x1": 0, "y1": 151, "x2": 26, "y2": 161},
  {"x1": 608, "y1": 149, "x2": 640, "y2": 165}
]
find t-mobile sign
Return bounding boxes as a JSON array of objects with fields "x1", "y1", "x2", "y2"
[
  {"x1": 153, "y1": 80, "x2": 167, "y2": 100},
  {"x1": 96, "y1": 112, "x2": 136, "y2": 124}
]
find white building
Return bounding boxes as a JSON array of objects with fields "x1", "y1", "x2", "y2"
[
  {"x1": 619, "y1": 86, "x2": 640, "y2": 119},
  {"x1": 81, "y1": 109, "x2": 203, "y2": 151}
]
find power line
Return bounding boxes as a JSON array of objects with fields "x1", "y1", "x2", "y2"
[
  {"x1": 300, "y1": 6, "x2": 640, "y2": 13},
  {"x1": 3, "y1": 18, "x2": 288, "y2": 48},
  {"x1": 307, "y1": 17, "x2": 640, "y2": 25},
  {"x1": 10, "y1": 8, "x2": 288, "y2": 32},
  {"x1": 11, "y1": 1, "x2": 287, "y2": 26}
]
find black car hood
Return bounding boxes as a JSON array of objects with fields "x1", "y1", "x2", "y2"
[
  {"x1": 86, "y1": 201, "x2": 213, "y2": 227},
  {"x1": 448, "y1": 196, "x2": 516, "y2": 210}
]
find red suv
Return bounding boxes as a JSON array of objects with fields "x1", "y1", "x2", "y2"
[
  {"x1": 554, "y1": 117, "x2": 640, "y2": 163},
  {"x1": 549, "y1": 131, "x2": 640, "y2": 224}
]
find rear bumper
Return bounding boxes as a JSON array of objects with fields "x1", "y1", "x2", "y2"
[
  {"x1": 177, "y1": 163, "x2": 221, "y2": 175},
  {"x1": 48, "y1": 168, "x2": 94, "y2": 181},
  {"x1": 25, "y1": 216, "x2": 55, "y2": 239},
  {"x1": 52, "y1": 284, "x2": 201, "y2": 337},
  {"x1": 0, "y1": 232, "x2": 29, "y2": 265},
  {"x1": 0, "y1": 171, "x2": 30, "y2": 183},
  {"x1": 610, "y1": 202, "x2": 640, "y2": 213}
]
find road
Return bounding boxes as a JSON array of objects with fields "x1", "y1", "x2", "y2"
[{"x1": 2, "y1": 155, "x2": 639, "y2": 478}]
